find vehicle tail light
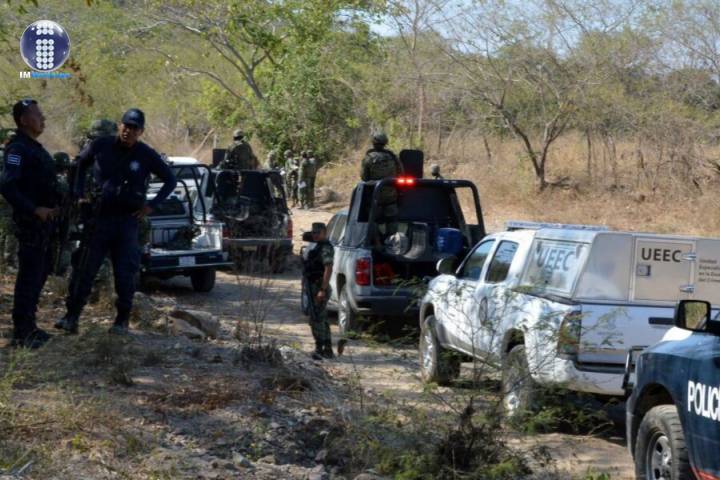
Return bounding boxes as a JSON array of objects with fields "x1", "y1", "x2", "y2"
[
  {"x1": 396, "y1": 176, "x2": 416, "y2": 187},
  {"x1": 222, "y1": 225, "x2": 230, "y2": 239},
  {"x1": 355, "y1": 257, "x2": 371, "y2": 286},
  {"x1": 558, "y1": 311, "x2": 582, "y2": 357},
  {"x1": 287, "y1": 218, "x2": 293, "y2": 239},
  {"x1": 373, "y1": 262, "x2": 395, "y2": 286}
]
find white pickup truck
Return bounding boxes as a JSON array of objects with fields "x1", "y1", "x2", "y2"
[{"x1": 419, "y1": 221, "x2": 720, "y2": 416}]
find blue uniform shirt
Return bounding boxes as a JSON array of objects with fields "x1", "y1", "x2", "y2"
[
  {"x1": 0, "y1": 130, "x2": 59, "y2": 217},
  {"x1": 75, "y1": 136, "x2": 177, "y2": 215}
]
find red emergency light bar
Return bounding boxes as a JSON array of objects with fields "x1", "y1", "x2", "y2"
[{"x1": 396, "y1": 176, "x2": 416, "y2": 186}]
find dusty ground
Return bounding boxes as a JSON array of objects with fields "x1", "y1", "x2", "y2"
[{"x1": 0, "y1": 206, "x2": 635, "y2": 479}]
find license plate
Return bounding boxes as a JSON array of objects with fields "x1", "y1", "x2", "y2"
[
  {"x1": 241, "y1": 246, "x2": 257, "y2": 252},
  {"x1": 179, "y1": 256, "x2": 196, "y2": 267}
]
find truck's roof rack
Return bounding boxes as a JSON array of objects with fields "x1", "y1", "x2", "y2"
[{"x1": 506, "y1": 220, "x2": 609, "y2": 232}]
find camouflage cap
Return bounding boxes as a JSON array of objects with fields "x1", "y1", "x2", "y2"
[
  {"x1": 371, "y1": 131, "x2": 388, "y2": 146},
  {"x1": 233, "y1": 129, "x2": 244, "y2": 140},
  {"x1": 306, "y1": 149, "x2": 314, "y2": 157},
  {"x1": 284, "y1": 149, "x2": 293, "y2": 157},
  {"x1": 311, "y1": 222, "x2": 327, "y2": 233}
]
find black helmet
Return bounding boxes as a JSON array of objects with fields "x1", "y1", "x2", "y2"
[{"x1": 371, "y1": 131, "x2": 388, "y2": 146}]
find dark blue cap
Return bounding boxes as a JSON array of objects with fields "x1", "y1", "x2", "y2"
[{"x1": 121, "y1": 108, "x2": 145, "y2": 129}]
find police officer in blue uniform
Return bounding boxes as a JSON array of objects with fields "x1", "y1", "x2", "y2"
[
  {"x1": 55, "y1": 108, "x2": 177, "y2": 335},
  {"x1": 0, "y1": 99, "x2": 60, "y2": 348}
]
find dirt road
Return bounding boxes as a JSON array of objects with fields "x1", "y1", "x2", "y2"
[{"x1": 194, "y1": 207, "x2": 636, "y2": 479}]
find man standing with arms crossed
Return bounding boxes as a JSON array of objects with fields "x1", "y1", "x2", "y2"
[
  {"x1": 0, "y1": 99, "x2": 60, "y2": 348},
  {"x1": 55, "y1": 108, "x2": 177, "y2": 335}
]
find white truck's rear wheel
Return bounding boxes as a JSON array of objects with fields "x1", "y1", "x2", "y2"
[
  {"x1": 502, "y1": 345, "x2": 538, "y2": 418},
  {"x1": 419, "y1": 315, "x2": 460, "y2": 386},
  {"x1": 634, "y1": 405, "x2": 690, "y2": 480}
]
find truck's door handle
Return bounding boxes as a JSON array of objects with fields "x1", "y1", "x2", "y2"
[{"x1": 679, "y1": 285, "x2": 695, "y2": 294}]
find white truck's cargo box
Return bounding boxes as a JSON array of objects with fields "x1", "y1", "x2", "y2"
[{"x1": 521, "y1": 229, "x2": 720, "y2": 306}]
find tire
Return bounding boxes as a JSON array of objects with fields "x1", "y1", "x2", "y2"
[
  {"x1": 634, "y1": 405, "x2": 691, "y2": 480},
  {"x1": 190, "y1": 268, "x2": 216, "y2": 292},
  {"x1": 338, "y1": 286, "x2": 358, "y2": 338},
  {"x1": 301, "y1": 281, "x2": 310, "y2": 316},
  {"x1": 419, "y1": 315, "x2": 460, "y2": 386},
  {"x1": 501, "y1": 344, "x2": 539, "y2": 418}
]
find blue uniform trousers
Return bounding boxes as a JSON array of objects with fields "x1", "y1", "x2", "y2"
[
  {"x1": 12, "y1": 225, "x2": 53, "y2": 338},
  {"x1": 66, "y1": 215, "x2": 140, "y2": 318}
]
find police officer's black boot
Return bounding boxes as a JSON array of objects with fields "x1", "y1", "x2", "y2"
[
  {"x1": 311, "y1": 341, "x2": 325, "y2": 361},
  {"x1": 321, "y1": 340, "x2": 335, "y2": 359},
  {"x1": 54, "y1": 313, "x2": 79, "y2": 334},
  {"x1": 109, "y1": 310, "x2": 130, "y2": 335},
  {"x1": 11, "y1": 328, "x2": 52, "y2": 349}
]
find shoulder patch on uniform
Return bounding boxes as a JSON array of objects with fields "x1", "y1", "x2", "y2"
[{"x1": 6, "y1": 154, "x2": 21, "y2": 166}]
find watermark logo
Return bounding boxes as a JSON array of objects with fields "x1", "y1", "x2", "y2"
[{"x1": 19, "y1": 20, "x2": 71, "y2": 78}]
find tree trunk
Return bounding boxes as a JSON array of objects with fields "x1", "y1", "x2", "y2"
[
  {"x1": 482, "y1": 134, "x2": 492, "y2": 163},
  {"x1": 585, "y1": 129, "x2": 593, "y2": 180}
]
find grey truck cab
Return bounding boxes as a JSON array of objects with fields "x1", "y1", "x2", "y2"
[{"x1": 329, "y1": 175, "x2": 485, "y2": 336}]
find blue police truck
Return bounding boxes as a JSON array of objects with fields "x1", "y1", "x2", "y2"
[{"x1": 626, "y1": 299, "x2": 720, "y2": 480}]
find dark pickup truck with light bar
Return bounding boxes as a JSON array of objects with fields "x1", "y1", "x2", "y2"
[{"x1": 327, "y1": 165, "x2": 486, "y2": 337}]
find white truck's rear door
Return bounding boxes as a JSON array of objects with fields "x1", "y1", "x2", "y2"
[{"x1": 632, "y1": 238, "x2": 694, "y2": 302}]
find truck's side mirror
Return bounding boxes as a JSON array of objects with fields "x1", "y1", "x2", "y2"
[
  {"x1": 674, "y1": 300, "x2": 711, "y2": 331},
  {"x1": 302, "y1": 231, "x2": 314, "y2": 242},
  {"x1": 436, "y1": 256, "x2": 457, "y2": 275}
]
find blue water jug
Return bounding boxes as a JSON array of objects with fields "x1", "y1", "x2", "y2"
[{"x1": 436, "y1": 228, "x2": 463, "y2": 255}]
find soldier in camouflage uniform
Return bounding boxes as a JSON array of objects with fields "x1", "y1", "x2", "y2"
[
  {"x1": 360, "y1": 131, "x2": 404, "y2": 238},
  {"x1": 306, "y1": 149, "x2": 318, "y2": 208},
  {"x1": 284, "y1": 149, "x2": 299, "y2": 207},
  {"x1": 298, "y1": 151, "x2": 316, "y2": 209},
  {"x1": 220, "y1": 129, "x2": 258, "y2": 171},
  {"x1": 266, "y1": 148, "x2": 281, "y2": 170},
  {"x1": 0, "y1": 129, "x2": 17, "y2": 271},
  {"x1": 303, "y1": 222, "x2": 335, "y2": 359}
]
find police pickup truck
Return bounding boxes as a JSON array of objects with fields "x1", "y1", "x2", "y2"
[
  {"x1": 143, "y1": 157, "x2": 232, "y2": 292},
  {"x1": 327, "y1": 174, "x2": 485, "y2": 336},
  {"x1": 420, "y1": 223, "x2": 720, "y2": 417},
  {"x1": 626, "y1": 299, "x2": 720, "y2": 480}
]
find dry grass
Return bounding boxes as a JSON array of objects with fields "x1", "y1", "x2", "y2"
[{"x1": 319, "y1": 132, "x2": 720, "y2": 237}]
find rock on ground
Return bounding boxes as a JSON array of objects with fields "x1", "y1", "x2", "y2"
[
  {"x1": 170, "y1": 308, "x2": 220, "y2": 338},
  {"x1": 170, "y1": 317, "x2": 206, "y2": 340}
]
